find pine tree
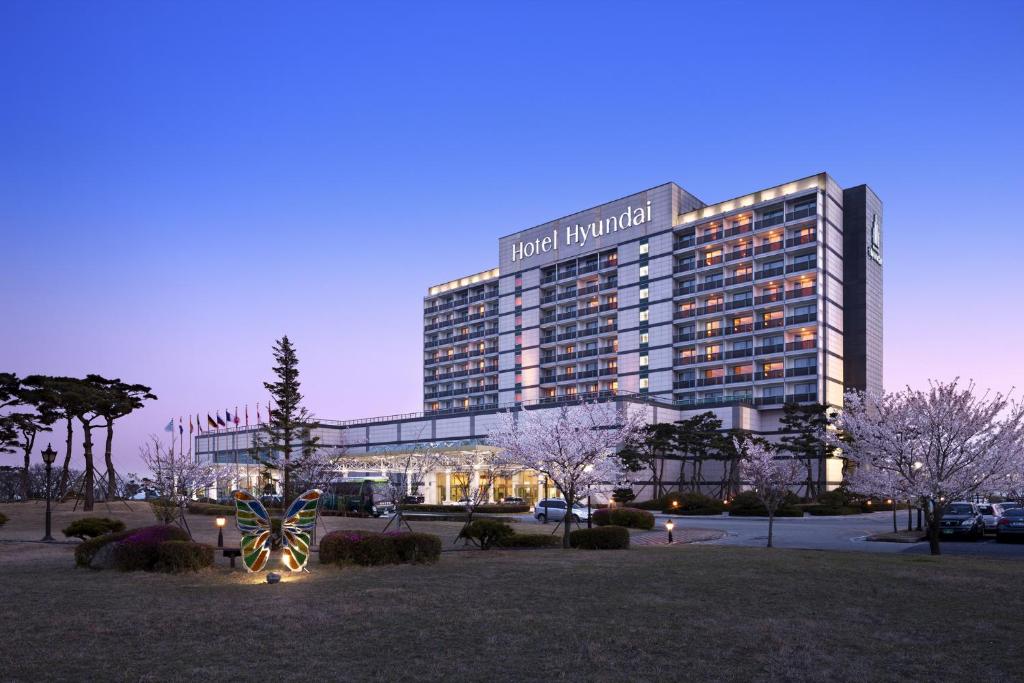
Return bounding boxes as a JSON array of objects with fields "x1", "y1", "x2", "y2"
[
  {"x1": 257, "y1": 336, "x2": 320, "y2": 505},
  {"x1": 778, "y1": 402, "x2": 831, "y2": 499}
]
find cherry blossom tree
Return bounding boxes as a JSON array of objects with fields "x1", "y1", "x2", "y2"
[
  {"x1": 139, "y1": 432, "x2": 217, "y2": 531},
  {"x1": 487, "y1": 401, "x2": 646, "y2": 548},
  {"x1": 736, "y1": 437, "x2": 803, "y2": 548},
  {"x1": 831, "y1": 380, "x2": 1024, "y2": 555}
]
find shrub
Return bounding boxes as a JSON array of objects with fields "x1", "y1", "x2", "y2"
[
  {"x1": 112, "y1": 525, "x2": 191, "y2": 572},
  {"x1": 611, "y1": 488, "x2": 636, "y2": 504},
  {"x1": 319, "y1": 530, "x2": 441, "y2": 566},
  {"x1": 62, "y1": 517, "x2": 126, "y2": 540},
  {"x1": 155, "y1": 540, "x2": 215, "y2": 573},
  {"x1": 149, "y1": 498, "x2": 181, "y2": 524},
  {"x1": 457, "y1": 519, "x2": 515, "y2": 550},
  {"x1": 74, "y1": 529, "x2": 135, "y2": 568},
  {"x1": 497, "y1": 533, "x2": 562, "y2": 549},
  {"x1": 805, "y1": 504, "x2": 862, "y2": 516},
  {"x1": 0, "y1": 512, "x2": 7, "y2": 527},
  {"x1": 727, "y1": 491, "x2": 803, "y2": 517},
  {"x1": 570, "y1": 525, "x2": 630, "y2": 550},
  {"x1": 186, "y1": 502, "x2": 236, "y2": 516},
  {"x1": 592, "y1": 507, "x2": 655, "y2": 529},
  {"x1": 654, "y1": 492, "x2": 725, "y2": 515}
]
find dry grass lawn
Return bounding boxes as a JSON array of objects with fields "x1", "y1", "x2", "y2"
[{"x1": 1, "y1": 502, "x2": 1021, "y2": 682}]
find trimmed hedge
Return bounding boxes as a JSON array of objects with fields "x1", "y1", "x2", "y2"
[
  {"x1": 62, "y1": 517, "x2": 126, "y2": 540},
  {"x1": 727, "y1": 491, "x2": 803, "y2": 517},
  {"x1": 592, "y1": 507, "x2": 655, "y2": 530},
  {"x1": 458, "y1": 519, "x2": 515, "y2": 550},
  {"x1": 112, "y1": 525, "x2": 191, "y2": 571},
  {"x1": 497, "y1": 533, "x2": 562, "y2": 549},
  {"x1": 403, "y1": 503, "x2": 530, "y2": 514},
  {"x1": 570, "y1": 525, "x2": 630, "y2": 550},
  {"x1": 155, "y1": 540, "x2": 214, "y2": 573},
  {"x1": 187, "y1": 502, "x2": 236, "y2": 516},
  {"x1": 75, "y1": 529, "x2": 135, "y2": 568},
  {"x1": 319, "y1": 530, "x2": 441, "y2": 566},
  {"x1": 664, "y1": 492, "x2": 725, "y2": 515},
  {"x1": 0, "y1": 512, "x2": 7, "y2": 527}
]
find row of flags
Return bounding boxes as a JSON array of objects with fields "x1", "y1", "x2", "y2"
[{"x1": 163, "y1": 403, "x2": 273, "y2": 436}]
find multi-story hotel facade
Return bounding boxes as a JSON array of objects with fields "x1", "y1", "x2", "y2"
[{"x1": 197, "y1": 172, "x2": 883, "y2": 502}]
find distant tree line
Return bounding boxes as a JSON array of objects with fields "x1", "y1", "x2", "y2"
[{"x1": 0, "y1": 373, "x2": 155, "y2": 510}]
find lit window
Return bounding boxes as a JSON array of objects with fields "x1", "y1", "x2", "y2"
[
  {"x1": 639, "y1": 354, "x2": 648, "y2": 367},
  {"x1": 639, "y1": 309, "x2": 649, "y2": 322},
  {"x1": 639, "y1": 241, "x2": 649, "y2": 255},
  {"x1": 639, "y1": 287, "x2": 649, "y2": 300},
  {"x1": 639, "y1": 377, "x2": 649, "y2": 389},
  {"x1": 640, "y1": 332, "x2": 649, "y2": 345},
  {"x1": 639, "y1": 265, "x2": 649, "y2": 278}
]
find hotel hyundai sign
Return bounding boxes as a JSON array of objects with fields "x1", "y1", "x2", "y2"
[{"x1": 510, "y1": 200, "x2": 653, "y2": 262}]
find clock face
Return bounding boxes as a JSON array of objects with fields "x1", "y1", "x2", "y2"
[{"x1": 868, "y1": 213, "x2": 882, "y2": 264}]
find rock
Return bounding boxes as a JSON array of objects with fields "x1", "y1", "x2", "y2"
[
  {"x1": 266, "y1": 572, "x2": 281, "y2": 584},
  {"x1": 91, "y1": 542, "x2": 119, "y2": 570}
]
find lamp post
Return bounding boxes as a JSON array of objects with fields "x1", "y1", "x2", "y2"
[
  {"x1": 665, "y1": 519, "x2": 674, "y2": 544},
  {"x1": 215, "y1": 516, "x2": 226, "y2": 548},
  {"x1": 41, "y1": 443, "x2": 57, "y2": 542}
]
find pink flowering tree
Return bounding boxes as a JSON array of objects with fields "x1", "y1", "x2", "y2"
[
  {"x1": 488, "y1": 401, "x2": 646, "y2": 548},
  {"x1": 139, "y1": 433, "x2": 217, "y2": 530},
  {"x1": 831, "y1": 380, "x2": 1024, "y2": 555},
  {"x1": 736, "y1": 438, "x2": 803, "y2": 548}
]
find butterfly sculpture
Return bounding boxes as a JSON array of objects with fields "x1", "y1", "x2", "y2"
[{"x1": 232, "y1": 489, "x2": 322, "y2": 572}]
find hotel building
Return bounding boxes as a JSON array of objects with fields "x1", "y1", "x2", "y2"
[{"x1": 197, "y1": 172, "x2": 883, "y2": 502}]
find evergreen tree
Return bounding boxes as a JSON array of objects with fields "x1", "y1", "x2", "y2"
[
  {"x1": 88, "y1": 375, "x2": 157, "y2": 498},
  {"x1": 618, "y1": 422, "x2": 676, "y2": 499},
  {"x1": 257, "y1": 336, "x2": 320, "y2": 505},
  {"x1": 778, "y1": 402, "x2": 831, "y2": 499},
  {"x1": 674, "y1": 412, "x2": 722, "y2": 492}
]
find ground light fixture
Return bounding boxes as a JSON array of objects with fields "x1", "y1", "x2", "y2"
[
  {"x1": 215, "y1": 516, "x2": 226, "y2": 548},
  {"x1": 40, "y1": 443, "x2": 57, "y2": 542},
  {"x1": 665, "y1": 519, "x2": 675, "y2": 544}
]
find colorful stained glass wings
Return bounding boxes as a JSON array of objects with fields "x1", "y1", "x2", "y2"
[
  {"x1": 281, "y1": 489, "x2": 322, "y2": 571},
  {"x1": 232, "y1": 490, "x2": 272, "y2": 572},
  {"x1": 231, "y1": 489, "x2": 322, "y2": 572}
]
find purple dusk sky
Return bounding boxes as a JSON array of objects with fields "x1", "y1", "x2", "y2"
[{"x1": 2, "y1": 2, "x2": 1023, "y2": 474}]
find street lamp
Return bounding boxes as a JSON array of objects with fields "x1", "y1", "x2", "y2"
[
  {"x1": 215, "y1": 516, "x2": 226, "y2": 548},
  {"x1": 665, "y1": 519, "x2": 675, "y2": 544},
  {"x1": 41, "y1": 443, "x2": 57, "y2": 542}
]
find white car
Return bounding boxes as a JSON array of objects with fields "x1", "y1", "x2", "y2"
[
  {"x1": 534, "y1": 498, "x2": 590, "y2": 523},
  {"x1": 979, "y1": 503, "x2": 1015, "y2": 533}
]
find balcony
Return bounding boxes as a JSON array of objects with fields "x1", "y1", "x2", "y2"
[
  {"x1": 727, "y1": 298, "x2": 753, "y2": 310},
  {"x1": 673, "y1": 332, "x2": 696, "y2": 343},
  {"x1": 726, "y1": 373, "x2": 753, "y2": 384},
  {"x1": 726, "y1": 248, "x2": 752, "y2": 261},
  {"x1": 696, "y1": 328, "x2": 723, "y2": 340},
  {"x1": 695, "y1": 304, "x2": 723, "y2": 316},
  {"x1": 724, "y1": 273, "x2": 753, "y2": 287},
  {"x1": 786, "y1": 312, "x2": 817, "y2": 325},
  {"x1": 600, "y1": 279, "x2": 618, "y2": 290},
  {"x1": 559, "y1": 269, "x2": 578, "y2": 280},
  {"x1": 756, "y1": 344, "x2": 785, "y2": 355},
  {"x1": 540, "y1": 335, "x2": 557, "y2": 344},
  {"x1": 696, "y1": 231, "x2": 723, "y2": 245},
  {"x1": 724, "y1": 223, "x2": 753, "y2": 238},
  {"x1": 756, "y1": 319, "x2": 785, "y2": 330},
  {"x1": 576, "y1": 370, "x2": 599, "y2": 380},
  {"x1": 674, "y1": 261, "x2": 695, "y2": 274},
  {"x1": 558, "y1": 311, "x2": 578, "y2": 321},
  {"x1": 756, "y1": 292, "x2": 783, "y2": 305},
  {"x1": 676, "y1": 356, "x2": 696, "y2": 366},
  {"x1": 674, "y1": 379, "x2": 696, "y2": 390},
  {"x1": 467, "y1": 346, "x2": 497, "y2": 357},
  {"x1": 755, "y1": 241, "x2": 784, "y2": 255},
  {"x1": 754, "y1": 369, "x2": 785, "y2": 380},
  {"x1": 599, "y1": 302, "x2": 618, "y2": 312},
  {"x1": 576, "y1": 328, "x2": 599, "y2": 339},
  {"x1": 674, "y1": 308, "x2": 695, "y2": 320},
  {"x1": 787, "y1": 366, "x2": 818, "y2": 377},
  {"x1": 700, "y1": 255, "x2": 724, "y2": 268},
  {"x1": 598, "y1": 345, "x2": 617, "y2": 355},
  {"x1": 697, "y1": 376, "x2": 724, "y2": 387},
  {"x1": 556, "y1": 289, "x2": 577, "y2": 301},
  {"x1": 599, "y1": 258, "x2": 618, "y2": 270},
  {"x1": 756, "y1": 266, "x2": 784, "y2": 280},
  {"x1": 698, "y1": 279, "x2": 724, "y2": 292},
  {"x1": 555, "y1": 373, "x2": 577, "y2": 382},
  {"x1": 540, "y1": 314, "x2": 556, "y2": 325},
  {"x1": 557, "y1": 331, "x2": 578, "y2": 341},
  {"x1": 467, "y1": 291, "x2": 496, "y2": 304},
  {"x1": 754, "y1": 213, "x2": 784, "y2": 229},
  {"x1": 787, "y1": 286, "x2": 816, "y2": 299},
  {"x1": 576, "y1": 348, "x2": 597, "y2": 359},
  {"x1": 725, "y1": 323, "x2": 754, "y2": 335},
  {"x1": 467, "y1": 310, "x2": 496, "y2": 321},
  {"x1": 674, "y1": 236, "x2": 696, "y2": 250},
  {"x1": 786, "y1": 339, "x2": 817, "y2": 351},
  {"x1": 540, "y1": 274, "x2": 557, "y2": 285},
  {"x1": 786, "y1": 231, "x2": 817, "y2": 248},
  {"x1": 699, "y1": 352, "x2": 723, "y2": 363},
  {"x1": 785, "y1": 205, "x2": 816, "y2": 222},
  {"x1": 787, "y1": 259, "x2": 817, "y2": 274},
  {"x1": 578, "y1": 262, "x2": 599, "y2": 275},
  {"x1": 725, "y1": 348, "x2": 753, "y2": 359},
  {"x1": 557, "y1": 352, "x2": 576, "y2": 361},
  {"x1": 599, "y1": 367, "x2": 618, "y2": 377},
  {"x1": 540, "y1": 374, "x2": 556, "y2": 384},
  {"x1": 578, "y1": 284, "x2": 599, "y2": 297},
  {"x1": 785, "y1": 392, "x2": 818, "y2": 404},
  {"x1": 753, "y1": 395, "x2": 785, "y2": 406}
]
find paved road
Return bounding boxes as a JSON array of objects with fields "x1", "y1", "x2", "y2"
[{"x1": 520, "y1": 511, "x2": 1024, "y2": 558}]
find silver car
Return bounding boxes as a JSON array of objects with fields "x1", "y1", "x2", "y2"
[
  {"x1": 534, "y1": 498, "x2": 590, "y2": 523},
  {"x1": 979, "y1": 503, "x2": 1013, "y2": 533}
]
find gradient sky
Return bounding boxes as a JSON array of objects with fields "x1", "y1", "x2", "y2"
[{"x1": 2, "y1": 1, "x2": 1022, "y2": 474}]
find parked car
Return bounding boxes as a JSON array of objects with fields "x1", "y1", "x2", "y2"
[
  {"x1": 938, "y1": 502, "x2": 985, "y2": 541},
  {"x1": 996, "y1": 508, "x2": 1024, "y2": 543},
  {"x1": 534, "y1": 498, "x2": 590, "y2": 523},
  {"x1": 979, "y1": 503, "x2": 1014, "y2": 533},
  {"x1": 502, "y1": 496, "x2": 526, "y2": 505}
]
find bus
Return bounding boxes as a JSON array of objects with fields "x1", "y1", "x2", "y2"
[{"x1": 322, "y1": 477, "x2": 395, "y2": 517}]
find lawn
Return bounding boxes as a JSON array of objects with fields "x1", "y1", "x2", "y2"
[{"x1": 1, "y1": 502, "x2": 1022, "y2": 682}]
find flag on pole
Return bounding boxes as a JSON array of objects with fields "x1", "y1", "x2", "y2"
[
  {"x1": 189, "y1": 415, "x2": 194, "y2": 435},
  {"x1": 233, "y1": 406, "x2": 240, "y2": 426},
  {"x1": 256, "y1": 402, "x2": 261, "y2": 424},
  {"x1": 178, "y1": 416, "x2": 183, "y2": 436},
  {"x1": 196, "y1": 413, "x2": 203, "y2": 434},
  {"x1": 207, "y1": 414, "x2": 217, "y2": 429},
  {"x1": 245, "y1": 404, "x2": 249, "y2": 427},
  {"x1": 164, "y1": 419, "x2": 174, "y2": 433},
  {"x1": 216, "y1": 412, "x2": 226, "y2": 427}
]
